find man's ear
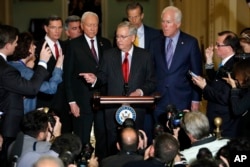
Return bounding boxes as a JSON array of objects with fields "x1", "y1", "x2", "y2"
[{"x1": 116, "y1": 142, "x2": 121, "y2": 151}]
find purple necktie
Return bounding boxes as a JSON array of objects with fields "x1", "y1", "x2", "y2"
[
  {"x1": 166, "y1": 38, "x2": 173, "y2": 69},
  {"x1": 90, "y1": 39, "x2": 98, "y2": 63}
]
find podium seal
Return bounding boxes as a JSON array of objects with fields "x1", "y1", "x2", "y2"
[{"x1": 115, "y1": 105, "x2": 136, "y2": 125}]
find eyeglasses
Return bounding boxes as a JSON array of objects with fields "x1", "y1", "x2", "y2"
[
  {"x1": 215, "y1": 42, "x2": 229, "y2": 47},
  {"x1": 116, "y1": 35, "x2": 131, "y2": 40}
]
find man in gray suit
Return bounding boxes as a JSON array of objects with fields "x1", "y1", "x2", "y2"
[{"x1": 81, "y1": 21, "x2": 156, "y2": 155}]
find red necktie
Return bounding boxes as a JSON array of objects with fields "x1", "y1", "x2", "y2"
[
  {"x1": 54, "y1": 43, "x2": 59, "y2": 60},
  {"x1": 90, "y1": 39, "x2": 98, "y2": 63},
  {"x1": 122, "y1": 52, "x2": 129, "y2": 83}
]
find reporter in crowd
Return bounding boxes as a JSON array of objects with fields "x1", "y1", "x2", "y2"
[
  {"x1": 17, "y1": 133, "x2": 82, "y2": 167},
  {"x1": 176, "y1": 112, "x2": 229, "y2": 164},
  {"x1": 124, "y1": 133, "x2": 186, "y2": 167},
  {"x1": 192, "y1": 31, "x2": 241, "y2": 138},
  {"x1": 8, "y1": 109, "x2": 61, "y2": 163},
  {"x1": 0, "y1": 24, "x2": 51, "y2": 167},
  {"x1": 8, "y1": 32, "x2": 64, "y2": 114},
  {"x1": 223, "y1": 59, "x2": 250, "y2": 137}
]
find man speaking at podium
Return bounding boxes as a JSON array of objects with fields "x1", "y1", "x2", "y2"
[{"x1": 80, "y1": 21, "x2": 156, "y2": 156}]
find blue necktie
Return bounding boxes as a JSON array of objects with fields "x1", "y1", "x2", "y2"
[{"x1": 166, "y1": 38, "x2": 173, "y2": 69}]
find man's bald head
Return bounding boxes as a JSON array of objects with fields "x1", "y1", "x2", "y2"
[{"x1": 117, "y1": 127, "x2": 139, "y2": 152}]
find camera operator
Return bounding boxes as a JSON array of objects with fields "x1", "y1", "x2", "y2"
[
  {"x1": 174, "y1": 111, "x2": 229, "y2": 164},
  {"x1": 100, "y1": 119, "x2": 145, "y2": 167},
  {"x1": 192, "y1": 30, "x2": 241, "y2": 138},
  {"x1": 17, "y1": 133, "x2": 82, "y2": 167},
  {"x1": 8, "y1": 109, "x2": 61, "y2": 164},
  {"x1": 124, "y1": 133, "x2": 186, "y2": 167},
  {"x1": 223, "y1": 59, "x2": 250, "y2": 137}
]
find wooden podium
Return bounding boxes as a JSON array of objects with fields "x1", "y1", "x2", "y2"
[{"x1": 92, "y1": 94, "x2": 160, "y2": 125}]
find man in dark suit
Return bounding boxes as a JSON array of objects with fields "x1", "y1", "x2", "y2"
[
  {"x1": 81, "y1": 21, "x2": 156, "y2": 156},
  {"x1": 149, "y1": 6, "x2": 202, "y2": 123},
  {"x1": 101, "y1": 127, "x2": 143, "y2": 167},
  {"x1": 149, "y1": 6, "x2": 202, "y2": 150},
  {"x1": 64, "y1": 12, "x2": 112, "y2": 161},
  {"x1": 123, "y1": 133, "x2": 180, "y2": 167},
  {"x1": 35, "y1": 15, "x2": 70, "y2": 134},
  {"x1": 192, "y1": 31, "x2": 241, "y2": 138},
  {"x1": 126, "y1": 2, "x2": 161, "y2": 144},
  {"x1": 0, "y1": 25, "x2": 50, "y2": 166}
]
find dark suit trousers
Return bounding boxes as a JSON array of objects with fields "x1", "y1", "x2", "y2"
[{"x1": 72, "y1": 110, "x2": 107, "y2": 161}]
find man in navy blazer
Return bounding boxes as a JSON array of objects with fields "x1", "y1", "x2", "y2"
[
  {"x1": 0, "y1": 25, "x2": 50, "y2": 166},
  {"x1": 149, "y1": 6, "x2": 202, "y2": 124},
  {"x1": 81, "y1": 21, "x2": 156, "y2": 155}
]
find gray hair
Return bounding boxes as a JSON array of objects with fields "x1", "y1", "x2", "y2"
[
  {"x1": 117, "y1": 21, "x2": 137, "y2": 36},
  {"x1": 33, "y1": 155, "x2": 64, "y2": 167},
  {"x1": 181, "y1": 112, "x2": 210, "y2": 140},
  {"x1": 161, "y1": 6, "x2": 182, "y2": 24},
  {"x1": 81, "y1": 11, "x2": 99, "y2": 23},
  {"x1": 64, "y1": 15, "x2": 81, "y2": 30}
]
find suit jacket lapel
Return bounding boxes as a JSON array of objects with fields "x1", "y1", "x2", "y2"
[
  {"x1": 83, "y1": 36, "x2": 98, "y2": 63},
  {"x1": 112, "y1": 48, "x2": 124, "y2": 82}
]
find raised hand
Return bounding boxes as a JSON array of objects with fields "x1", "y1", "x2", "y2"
[{"x1": 39, "y1": 41, "x2": 52, "y2": 63}]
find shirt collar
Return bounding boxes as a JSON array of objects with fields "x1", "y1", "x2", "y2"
[
  {"x1": 0, "y1": 53, "x2": 7, "y2": 61},
  {"x1": 45, "y1": 35, "x2": 59, "y2": 47},
  {"x1": 84, "y1": 34, "x2": 96, "y2": 41},
  {"x1": 137, "y1": 24, "x2": 144, "y2": 36},
  {"x1": 221, "y1": 54, "x2": 234, "y2": 66},
  {"x1": 123, "y1": 45, "x2": 134, "y2": 57},
  {"x1": 166, "y1": 30, "x2": 180, "y2": 45}
]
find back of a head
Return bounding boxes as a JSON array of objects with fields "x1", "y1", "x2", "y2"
[
  {"x1": 190, "y1": 158, "x2": 218, "y2": 167},
  {"x1": 118, "y1": 127, "x2": 139, "y2": 152},
  {"x1": 218, "y1": 30, "x2": 240, "y2": 53},
  {"x1": 10, "y1": 32, "x2": 34, "y2": 61},
  {"x1": 21, "y1": 110, "x2": 49, "y2": 138},
  {"x1": 0, "y1": 24, "x2": 19, "y2": 49},
  {"x1": 154, "y1": 133, "x2": 179, "y2": 165},
  {"x1": 50, "y1": 133, "x2": 82, "y2": 159},
  {"x1": 33, "y1": 155, "x2": 64, "y2": 167},
  {"x1": 196, "y1": 147, "x2": 213, "y2": 160},
  {"x1": 181, "y1": 111, "x2": 210, "y2": 140}
]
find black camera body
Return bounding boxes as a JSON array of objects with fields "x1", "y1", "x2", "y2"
[
  {"x1": 166, "y1": 104, "x2": 185, "y2": 130},
  {"x1": 217, "y1": 66, "x2": 233, "y2": 78},
  {"x1": 76, "y1": 143, "x2": 94, "y2": 167}
]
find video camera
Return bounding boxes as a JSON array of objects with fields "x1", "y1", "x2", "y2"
[
  {"x1": 217, "y1": 66, "x2": 233, "y2": 79},
  {"x1": 60, "y1": 143, "x2": 94, "y2": 167},
  {"x1": 43, "y1": 107, "x2": 56, "y2": 128},
  {"x1": 166, "y1": 104, "x2": 185, "y2": 131},
  {"x1": 76, "y1": 143, "x2": 94, "y2": 167}
]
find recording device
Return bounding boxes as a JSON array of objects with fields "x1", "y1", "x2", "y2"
[
  {"x1": 76, "y1": 143, "x2": 94, "y2": 167},
  {"x1": 188, "y1": 70, "x2": 198, "y2": 77},
  {"x1": 43, "y1": 107, "x2": 56, "y2": 128},
  {"x1": 166, "y1": 104, "x2": 185, "y2": 131},
  {"x1": 217, "y1": 66, "x2": 233, "y2": 78},
  {"x1": 235, "y1": 53, "x2": 250, "y2": 60}
]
